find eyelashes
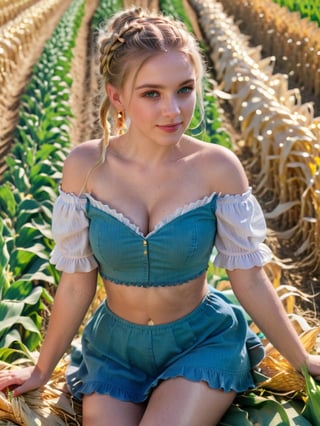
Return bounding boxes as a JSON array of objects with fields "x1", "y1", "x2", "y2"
[{"x1": 141, "y1": 86, "x2": 194, "y2": 98}]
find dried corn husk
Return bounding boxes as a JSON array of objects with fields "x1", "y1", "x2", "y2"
[
  {"x1": 257, "y1": 327, "x2": 320, "y2": 394},
  {"x1": 0, "y1": 360, "x2": 82, "y2": 426}
]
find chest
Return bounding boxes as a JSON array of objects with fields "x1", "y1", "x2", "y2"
[{"x1": 90, "y1": 160, "x2": 210, "y2": 236}]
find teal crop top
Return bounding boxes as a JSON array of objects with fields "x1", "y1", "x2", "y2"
[
  {"x1": 50, "y1": 188, "x2": 272, "y2": 286},
  {"x1": 86, "y1": 195, "x2": 217, "y2": 286}
]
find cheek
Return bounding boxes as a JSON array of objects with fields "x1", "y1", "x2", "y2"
[{"x1": 129, "y1": 101, "x2": 156, "y2": 122}]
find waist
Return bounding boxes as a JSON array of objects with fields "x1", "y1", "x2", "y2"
[{"x1": 103, "y1": 275, "x2": 208, "y2": 325}]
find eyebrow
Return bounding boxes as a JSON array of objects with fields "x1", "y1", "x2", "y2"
[{"x1": 135, "y1": 79, "x2": 195, "y2": 90}]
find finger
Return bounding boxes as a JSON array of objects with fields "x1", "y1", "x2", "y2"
[
  {"x1": 12, "y1": 384, "x2": 29, "y2": 397},
  {"x1": 0, "y1": 377, "x2": 21, "y2": 391},
  {"x1": 12, "y1": 379, "x2": 38, "y2": 397}
]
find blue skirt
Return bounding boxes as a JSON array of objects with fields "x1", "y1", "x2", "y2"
[{"x1": 66, "y1": 286, "x2": 265, "y2": 402}]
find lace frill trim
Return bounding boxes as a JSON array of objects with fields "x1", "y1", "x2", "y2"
[
  {"x1": 214, "y1": 243, "x2": 273, "y2": 270},
  {"x1": 154, "y1": 366, "x2": 257, "y2": 393},
  {"x1": 99, "y1": 268, "x2": 207, "y2": 287},
  {"x1": 50, "y1": 248, "x2": 98, "y2": 273},
  {"x1": 68, "y1": 366, "x2": 257, "y2": 403},
  {"x1": 86, "y1": 192, "x2": 218, "y2": 238}
]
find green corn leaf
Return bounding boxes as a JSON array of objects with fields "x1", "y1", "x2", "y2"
[
  {"x1": 0, "y1": 333, "x2": 35, "y2": 364},
  {"x1": 0, "y1": 329, "x2": 23, "y2": 348},
  {"x1": 20, "y1": 260, "x2": 56, "y2": 285},
  {"x1": 0, "y1": 307, "x2": 41, "y2": 347},
  {"x1": 3, "y1": 164, "x2": 24, "y2": 190},
  {"x1": 12, "y1": 243, "x2": 48, "y2": 260},
  {"x1": 10, "y1": 247, "x2": 48, "y2": 278},
  {"x1": 219, "y1": 404, "x2": 252, "y2": 425},
  {"x1": 301, "y1": 365, "x2": 320, "y2": 425},
  {"x1": 14, "y1": 199, "x2": 42, "y2": 231},
  {"x1": 0, "y1": 183, "x2": 17, "y2": 218},
  {"x1": 29, "y1": 160, "x2": 60, "y2": 179},
  {"x1": 0, "y1": 233, "x2": 10, "y2": 272},
  {"x1": 13, "y1": 127, "x2": 34, "y2": 149},
  {"x1": 31, "y1": 185, "x2": 58, "y2": 203},
  {"x1": 2, "y1": 315, "x2": 40, "y2": 337},
  {"x1": 0, "y1": 300, "x2": 23, "y2": 325},
  {"x1": 2, "y1": 285, "x2": 42, "y2": 307},
  {"x1": 29, "y1": 218, "x2": 53, "y2": 241},
  {"x1": 3, "y1": 281, "x2": 41, "y2": 303},
  {"x1": 221, "y1": 392, "x2": 311, "y2": 425},
  {"x1": 0, "y1": 346, "x2": 34, "y2": 364},
  {"x1": 35, "y1": 142, "x2": 65, "y2": 163},
  {"x1": 14, "y1": 224, "x2": 42, "y2": 247}
]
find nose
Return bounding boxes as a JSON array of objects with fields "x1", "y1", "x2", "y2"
[{"x1": 161, "y1": 95, "x2": 180, "y2": 117}]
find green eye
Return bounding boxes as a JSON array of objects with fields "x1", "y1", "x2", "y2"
[
  {"x1": 178, "y1": 86, "x2": 194, "y2": 94},
  {"x1": 143, "y1": 91, "x2": 159, "y2": 98}
]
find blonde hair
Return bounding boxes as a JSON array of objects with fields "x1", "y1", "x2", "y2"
[{"x1": 97, "y1": 7, "x2": 205, "y2": 162}]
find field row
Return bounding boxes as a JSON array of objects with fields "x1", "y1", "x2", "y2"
[
  {"x1": 272, "y1": 0, "x2": 320, "y2": 24},
  {"x1": 0, "y1": 0, "x2": 71, "y2": 174},
  {"x1": 220, "y1": 0, "x2": 320, "y2": 99}
]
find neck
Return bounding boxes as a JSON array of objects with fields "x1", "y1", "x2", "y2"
[{"x1": 118, "y1": 130, "x2": 184, "y2": 167}]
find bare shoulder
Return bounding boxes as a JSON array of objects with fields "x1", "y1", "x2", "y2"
[
  {"x1": 184, "y1": 135, "x2": 249, "y2": 194},
  {"x1": 61, "y1": 139, "x2": 102, "y2": 193}
]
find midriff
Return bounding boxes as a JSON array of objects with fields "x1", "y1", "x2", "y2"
[{"x1": 104, "y1": 273, "x2": 208, "y2": 325}]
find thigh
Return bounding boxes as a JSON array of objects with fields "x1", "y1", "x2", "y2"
[
  {"x1": 140, "y1": 378, "x2": 236, "y2": 426},
  {"x1": 82, "y1": 393, "x2": 146, "y2": 426}
]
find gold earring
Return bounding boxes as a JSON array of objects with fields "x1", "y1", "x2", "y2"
[{"x1": 117, "y1": 111, "x2": 126, "y2": 135}]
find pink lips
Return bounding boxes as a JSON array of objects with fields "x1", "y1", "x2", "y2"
[{"x1": 157, "y1": 123, "x2": 182, "y2": 133}]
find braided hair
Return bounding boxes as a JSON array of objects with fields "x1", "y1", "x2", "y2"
[{"x1": 96, "y1": 7, "x2": 205, "y2": 162}]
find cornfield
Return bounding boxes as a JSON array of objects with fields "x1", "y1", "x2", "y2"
[{"x1": 0, "y1": 0, "x2": 319, "y2": 424}]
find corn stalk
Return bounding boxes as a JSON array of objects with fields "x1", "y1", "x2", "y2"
[
  {"x1": 218, "y1": 0, "x2": 320, "y2": 98},
  {"x1": 188, "y1": 0, "x2": 320, "y2": 272},
  {"x1": 0, "y1": 0, "x2": 40, "y2": 26}
]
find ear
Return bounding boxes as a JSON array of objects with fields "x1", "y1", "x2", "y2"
[{"x1": 106, "y1": 83, "x2": 123, "y2": 110}]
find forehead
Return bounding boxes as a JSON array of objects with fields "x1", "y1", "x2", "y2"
[{"x1": 132, "y1": 50, "x2": 195, "y2": 88}]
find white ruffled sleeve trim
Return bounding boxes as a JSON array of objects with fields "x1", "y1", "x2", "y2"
[
  {"x1": 50, "y1": 189, "x2": 98, "y2": 273},
  {"x1": 214, "y1": 188, "x2": 273, "y2": 270}
]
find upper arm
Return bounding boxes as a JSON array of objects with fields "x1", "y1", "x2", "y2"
[{"x1": 59, "y1": 269, "x2": 98, "y2": 297}]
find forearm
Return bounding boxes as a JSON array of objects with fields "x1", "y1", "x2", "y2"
[
  {"x1": 36, "y1": 270, "x2": 97, "y2": 380},
  {"x1": 228, "y1": 267, "x2": 308, "y2": 370}
]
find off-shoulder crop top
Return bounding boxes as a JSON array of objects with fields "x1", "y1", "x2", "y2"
[{"x1": 50, "y1": 188, "x2": 272, "y2": 286}]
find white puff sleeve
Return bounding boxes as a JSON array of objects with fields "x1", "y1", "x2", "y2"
[
  {"x1": 50, "y1": 189, "x2": 98, "y2": 273},
  {"x1": 214, "y1": 188, "x2": 272, "y2": 270}
]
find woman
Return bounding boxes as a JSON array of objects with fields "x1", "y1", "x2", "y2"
[{"x1": 1, "y1": 7, "x2": 320, "y2": 426}]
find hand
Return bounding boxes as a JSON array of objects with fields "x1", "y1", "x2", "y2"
[
  {"x1": 0, "y1": 365, "x2": 48, "y2": 397},
  {"x1": 306, "y1": 354, "x2": 320, "y2": 381}
]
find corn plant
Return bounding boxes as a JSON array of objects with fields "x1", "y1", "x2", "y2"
[
  {"x1": 92, "y1": 0, "x2": 122, "y2": 29},
  {"x1": 272, "y1": 0, "x2": 320, "y2": 25},
  {"x1": 0, "y1": 0, "x2": 85, "y2": 363}
]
